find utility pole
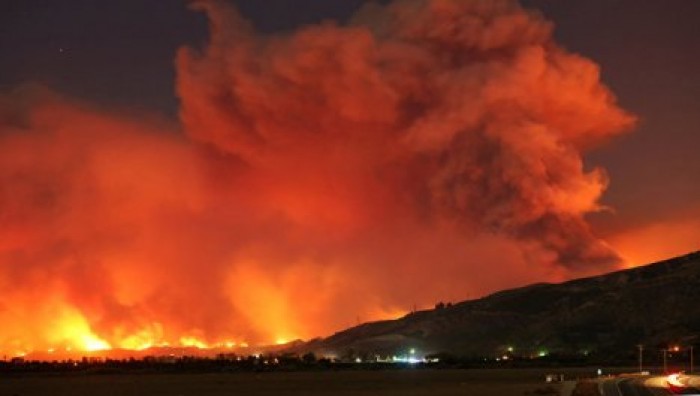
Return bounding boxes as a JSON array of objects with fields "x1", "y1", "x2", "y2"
[
  {"x1": 637, "y1": 344, "x2": 643, "y2": 373},
  {"x1": 663, "y1": 349, "x2": 668, "y2": 374},
  {"x1": 691, "y1": 346, "x2": 694, "y2": 374}
]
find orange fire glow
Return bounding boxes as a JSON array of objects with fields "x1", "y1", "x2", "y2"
[
  {"x1": 608, "y1": 210, "x2": 700, "y2": 268},
  {"x1": 0, "y1": 0, "x2": 650, "y2": 358}
]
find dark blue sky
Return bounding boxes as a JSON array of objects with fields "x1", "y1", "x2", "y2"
[{"x1": 1, "y1": 0, "x2": 699, "y2": 239}]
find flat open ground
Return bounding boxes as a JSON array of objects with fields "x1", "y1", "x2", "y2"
[{"x1": 0, "y1": 368, "x2": 609, "y2": 396}]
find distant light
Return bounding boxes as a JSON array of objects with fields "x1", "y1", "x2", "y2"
[
  {"x1": 355, "y1": 357, "x2": 362, "y2": 363},
  {"x1": 538, "y1": 350, "x2": 548, "y2": 357},
  {"x1": 389, "y1": 355, "x2": 424, "y2": 364},
  {"x1": 410, "y1": 348, "x2": 416, "y2": 354},
  {"x1": 507, "y1": 346, "x2": 514, "y2": 352}
]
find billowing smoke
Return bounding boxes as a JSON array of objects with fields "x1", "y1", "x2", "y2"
[
  {"x1": 178, "y1": 0, "x2": 634, "y2": 267},
  {"x1": 0, "y1": 0, "x2": 634, "y2": 355}
]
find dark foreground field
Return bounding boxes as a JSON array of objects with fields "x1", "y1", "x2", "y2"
[{"x1": 0, "y1": 368, "x2": 611, "y2": 396}]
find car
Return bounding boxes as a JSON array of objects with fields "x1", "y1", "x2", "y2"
[{"x1": 666, "y1": 372, "x2": 688, "y2": 393}]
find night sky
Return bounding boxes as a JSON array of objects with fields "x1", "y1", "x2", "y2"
[{"x1": 0, "y1": 0, "x2": 698, "y2": 354}]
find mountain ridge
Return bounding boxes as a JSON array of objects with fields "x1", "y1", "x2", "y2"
[{"x1": 297, "y1": 251, "x2": 700, "y2": 359}]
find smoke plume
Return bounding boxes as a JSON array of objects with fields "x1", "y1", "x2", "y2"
[{"x1": 0, "y1": 0, "x2": 634, "y2": 355}]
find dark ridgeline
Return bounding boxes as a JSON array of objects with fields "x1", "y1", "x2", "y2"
[{"x1": 299, "y1": 251, "x2": 700, "y2": 364}]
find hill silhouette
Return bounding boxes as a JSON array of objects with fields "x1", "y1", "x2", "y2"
[{"x1": 299, "y1": 252, "x2": 700, "y2": 360}]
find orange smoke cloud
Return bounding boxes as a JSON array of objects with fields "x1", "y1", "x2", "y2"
[
  {"x1": 0, "y1": 0, "x2": 634, "y2": 356},
  {"x1": 178, "y1": 0, "x2": 634, "y2": 267}
]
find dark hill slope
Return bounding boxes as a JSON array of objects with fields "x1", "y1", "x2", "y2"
[{"x1": 303, "y1": 251, "x2": 700, "y2": 357}]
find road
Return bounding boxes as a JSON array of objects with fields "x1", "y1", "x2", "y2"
[{"x1": 599, "y1": 375, "x2": 700, "y2": 396}]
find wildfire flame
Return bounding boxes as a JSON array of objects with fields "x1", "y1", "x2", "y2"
[{"x1": 0, "y1": 0, "x2": 649, "y2": 358}]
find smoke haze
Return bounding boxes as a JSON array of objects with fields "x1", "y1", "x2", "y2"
[{"x1": 0, "y1": 0, "x2": 635, "y2": 354}]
